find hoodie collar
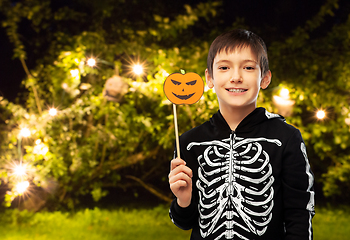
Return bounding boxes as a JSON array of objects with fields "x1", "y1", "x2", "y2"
[{"x1": 210, "y1": 107, "x2": 284, "y2": 134}]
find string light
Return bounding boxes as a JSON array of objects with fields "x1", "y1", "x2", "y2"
[
  {"x1": 124, "y1": 56, "x2": 147, "y2": 77},
  {"x1": 133, "y1": 64, "x2": 143, "y2": 75},
  {"x1": 2, "y1": 55, "x2": 169, "y2": 207},
  {"x1": 316, "y1": 110, "x2": 326, "y2": 120},
  {"x1": 272, "y1": 87, "x2": 295, "y2": 117},
  {"x1": 279, "y1": 88, "x2": 290, "y2": 99},
  {"x1": 49, "y1": 108, "x2": 58, "y2": 117},
  {"x1": 15, "y1": 181, "x2": 29, "y2": 194},
  {"x1": 13, "y1": 163, "x2": 27, "y2": 177},
  {"x1": 19, "y1": 127, "x2": 31, "y2": 138},
  {"x1": 87, "y1": 58, "x2": 96, "y2": 67}
]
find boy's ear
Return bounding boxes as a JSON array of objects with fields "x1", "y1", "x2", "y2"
[
  {"x1": 261, "y1": 70, "x2": 272, "y2": 89},
  {"x1": 205, "y1": 69, "x2": 214, "y2": 88}
]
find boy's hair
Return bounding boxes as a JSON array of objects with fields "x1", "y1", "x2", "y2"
[{"x1": 207, "y1": 29, "x2": 269, "y2": 78}]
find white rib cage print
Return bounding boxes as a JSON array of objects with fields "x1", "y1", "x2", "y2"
[{"x1": 187, "y1": 134, "x2": 282, "y2": 239}]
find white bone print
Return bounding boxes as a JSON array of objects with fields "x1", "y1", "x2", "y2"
[{"x1": 187, "y1": 134, "x2": 282, "y2": 239}]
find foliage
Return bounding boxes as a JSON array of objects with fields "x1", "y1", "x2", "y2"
[
  {"x1": 0, "y1": 0, "x2": 222, "y2": 209},
  {"x1": 267, "y1": 0, "x2": 350, "y2": 201},
  {"x1": 0, "y1": 0, "x2": 350, "y2": 210}
]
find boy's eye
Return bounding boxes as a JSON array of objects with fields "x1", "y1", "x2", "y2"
[
  {"x1": 186, "y1": 80, "x2": 197, "y2": 85},
  {"x1": 219, "y1": 66, "x2": 229, "y2": 70},
  {"x1": 171, "y1": 80, "x2": 181, "y2": 85},
  {"x1": 245, "y1": 66, "x2": 255, "y2": 70}
]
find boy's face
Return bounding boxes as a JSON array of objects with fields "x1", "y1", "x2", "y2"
[{"x1": 205, "y1": 46, "x2": 271, "y2": 114}]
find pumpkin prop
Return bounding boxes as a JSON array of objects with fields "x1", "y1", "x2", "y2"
[
  {"x1": 163, "y1": 70, "x2": 204, "y2": 158},
  {"x1": 163, "y1": 72, "x2": 204, "y2": 105}
]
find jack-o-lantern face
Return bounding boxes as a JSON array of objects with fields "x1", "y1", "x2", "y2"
[{"x1": 164, "y1": 72, "x2": 204, "y2": 105}]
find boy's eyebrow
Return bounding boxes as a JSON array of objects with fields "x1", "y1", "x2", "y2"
[{"x1": 214, "y1": 59, "x2": 258, "y2": 65}]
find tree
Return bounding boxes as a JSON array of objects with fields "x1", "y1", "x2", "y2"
[
  {"x1": 267, "y1": 0, "x2": 350, "y2": 203},
  {"x1": 0, "y1": 0, "x2": 225, "y2": 209}
]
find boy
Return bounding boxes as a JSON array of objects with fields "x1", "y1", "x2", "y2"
[{"x1": 168, "y1": 29, "x2": 315, "y2": 240}]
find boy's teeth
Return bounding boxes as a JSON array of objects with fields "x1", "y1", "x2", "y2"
[{"x1": 228, "y1": 88, "x2": 245, "y2": 92}]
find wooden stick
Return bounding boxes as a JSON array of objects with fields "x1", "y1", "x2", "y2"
[{"x1": 173, "y1": 104, "x2": 180, "y2": 158}]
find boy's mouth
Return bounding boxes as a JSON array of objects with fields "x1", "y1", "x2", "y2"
[{"x1": 226, "y1": 88, "x2": 247, "y2": 93}]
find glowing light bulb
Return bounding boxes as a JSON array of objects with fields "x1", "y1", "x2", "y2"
[
  {"x1": 19, "y1": 127, "x2": 31, "y2": 138},
  {"x1": 49, "y1": 108, "x2": 58, "y2": 117},
  {"x1": 87, "y1": 58, "x2": 96, "y2": 67},
  {"x1": 316, "y1": 110, "x2": 326, "y2": 119},
  {"x1": 133, "y1": 64, "x2": 143, "y2": 75},
  {"x1": 280, "y1": 88, "x2": 290, "y2": 99},
  {"x1": 272, "y1": 87, "x2": 295, "y2": 117},
  {"x1": 15, "y1": 181, "x2": 29, "y2": 194},
  {"x1": 13, "y1": 164, "x2": 26, "y2": 177}
]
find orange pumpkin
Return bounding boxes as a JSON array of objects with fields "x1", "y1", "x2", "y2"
[{"x1": 164, "y1": 72, "x2": 204, "y2": 105}]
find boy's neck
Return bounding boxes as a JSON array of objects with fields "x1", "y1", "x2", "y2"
[{"x1": 220, "y1": 105, "x2": 256, "y2": 131}]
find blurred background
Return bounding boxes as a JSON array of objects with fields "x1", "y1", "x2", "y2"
[{"x1": 0, "y1": 0, "x2": 349, "y2": 239}]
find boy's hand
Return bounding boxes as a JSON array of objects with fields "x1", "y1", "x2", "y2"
[{"x1": 169, "y1": 158, "x2": 193, "y2": 208}]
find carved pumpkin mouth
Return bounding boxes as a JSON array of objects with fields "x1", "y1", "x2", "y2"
[{"x1": 172, "y1": 92, "x2": 195, "y2": 100}]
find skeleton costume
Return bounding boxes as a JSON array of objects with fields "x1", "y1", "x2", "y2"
[{"x1": 169, "y1": 107, "x2": 315, "y2": 240}]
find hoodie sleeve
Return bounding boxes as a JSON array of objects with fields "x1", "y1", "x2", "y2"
[
  {"x1": 282, "y1": 130, "x2": 315, "y2": 240},
  {"x1": 169, "y1": 197, "x2": 198, "y2": 230}
]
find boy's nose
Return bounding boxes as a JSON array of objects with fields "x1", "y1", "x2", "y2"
[
  {"x1": 230, "y1": 70, "x2": 243, "y2": 83},
  {"x1": 230, "y1": 77, "x2": 243, "y2": 83}
]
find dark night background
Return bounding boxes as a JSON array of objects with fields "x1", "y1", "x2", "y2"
[{"x1": 2, "y1": 0, "x2": 349, "y2": 102}]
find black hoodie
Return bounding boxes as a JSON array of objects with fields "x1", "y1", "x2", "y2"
[{"x1": 169, "y1": 107, "x2": 315, "y2": 240}]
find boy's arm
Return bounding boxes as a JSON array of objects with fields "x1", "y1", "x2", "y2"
[
  {"x1": 168, "y1": 157, "x2": 197, "y2": 229},
  {"x1": 282, "y1": 130, "x2": 315, "y2": 240},
  {"x1": 169, "y1": 197, "x2": 198, "y2": 230}
]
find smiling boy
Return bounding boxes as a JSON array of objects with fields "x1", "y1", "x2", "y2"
[{"x1": 168, "y1": 29, "x2": 315, "y2": 240}]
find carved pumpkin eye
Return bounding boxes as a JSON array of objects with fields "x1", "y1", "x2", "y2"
[
  {"x1": 171, "y1": 80, "x2": 181, "y2": 85},
  {"x1": 164, "y1": 72, "x2": 204, "y2": 105},
  {"x1": 186, "y1": 80, "x2": 197, "y2": 86}
]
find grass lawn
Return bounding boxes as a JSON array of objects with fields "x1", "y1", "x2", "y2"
[
  {"x1": 0, "y1": 205, "x2": 349, "y2": 240},
  {"x1": 313, "y1": 207, "x2": 350, "y2": 240},
  {"x1": 0, "y1": 205, "x2": 191, "y2": 240}
]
